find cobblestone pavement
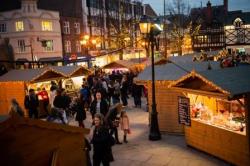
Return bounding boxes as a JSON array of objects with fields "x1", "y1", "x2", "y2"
[{"x1": 69, "y1": 97, "x2": 229, "y2": 166}]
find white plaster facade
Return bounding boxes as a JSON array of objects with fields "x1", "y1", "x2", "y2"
[
  {"x1": 0, "y1": 0, "x2": 63, "y2": 61},
  {"x1": 225, "y1": 18, "x2": 250, "y2": 54}
]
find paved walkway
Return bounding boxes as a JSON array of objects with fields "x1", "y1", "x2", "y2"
[{"x1": 70, "y1": 98, "x2": 229, "y2": 166}]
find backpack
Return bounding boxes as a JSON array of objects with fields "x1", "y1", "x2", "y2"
[{"x1": 80, "y1": 88, "x2": 90, "y2": 101}]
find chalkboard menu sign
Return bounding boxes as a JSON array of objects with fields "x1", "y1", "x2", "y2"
[{"x1": 178, "y1": 96, "x2": 191, "y2": 126}]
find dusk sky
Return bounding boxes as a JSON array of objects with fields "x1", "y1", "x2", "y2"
[{"x1": 142, "y1": 0, "x2": 250, "y2": 15}]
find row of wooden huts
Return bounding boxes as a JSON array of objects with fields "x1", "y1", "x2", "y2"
[{"x1": 136, "y1": 61, "x2": 250, "y2": 166}]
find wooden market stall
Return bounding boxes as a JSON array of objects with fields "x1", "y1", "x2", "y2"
[
  {"x1": 169, "y1": 66, "x2": 250, "y2": 165},
  {"x1": 0, "y1": 68, "x2": 65, "y2": 115},
  {"x1": 101, "y1": 60, "x2": 145, "y2": 73},
  {"x1": 50, "y1": 66, "x2": 90, "y2": 92},
  {"x1": 0, "y1": 115, "x2": 89, "y2": 166},
  {"x1": 136, "y1": 61, "x2": 221, "y2": 134}
]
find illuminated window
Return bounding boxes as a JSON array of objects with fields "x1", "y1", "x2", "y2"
[
  {"x1": 42, "y1": 21, "x2": 53, "y2": 31},
  {"x1": 44, "y1": 40, "x2": 54, "y2": 52},
  {"x1": 18, "y1": 40, "x2": 25, "y2": 53},
  {"x1": 63, "y1": 21, "x2": 70, "y2": 34},
  {"x1": 74, "y1": 22, "x2": 80, "y2": 34},
  {"x1": 0, "y1": 23, "x2": 7, "y2": 33},
  {"x1": 16, "y1": 21, "x2": 24, "y2": 31},
  {"x1": 65, "y1": 40, "x2": 71, "y2": 53},
  {"x1": 76, "y1": 40, "x2": 81, "y2": 52}
]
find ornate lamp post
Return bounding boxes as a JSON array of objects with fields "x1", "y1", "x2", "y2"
[{"x1": 139, "y1": 15, "x2": 162, "y2": 141}]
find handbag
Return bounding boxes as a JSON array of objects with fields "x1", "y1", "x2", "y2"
[
  {"x1": 112, "y1": 119, "x2": 119, "y2": 127},
  {"x1": 108, "y1": 134, "x2": 115, "y2": 146}
]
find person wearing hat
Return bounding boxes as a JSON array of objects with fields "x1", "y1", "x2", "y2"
[{"x1": 24, "y1": 89, "x2": 39, "y2": 119}]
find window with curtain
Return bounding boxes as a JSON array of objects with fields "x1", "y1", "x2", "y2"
[
  {"x1": 16, "y1": 21, "x2": 24, "y2": 31},
  {"x1": 42, "y1": 21, "x2": 53, "y2": 31}
]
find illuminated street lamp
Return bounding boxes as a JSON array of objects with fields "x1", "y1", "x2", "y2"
[
  {"x1": 139, "y1": 15, "x2": 162, "y2": 141},
  {"x1": 80, "y1": 35, "x2": 98, "y2": 68}
]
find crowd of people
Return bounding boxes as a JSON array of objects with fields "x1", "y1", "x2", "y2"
[{"x1": 8, "y1": 70, "x2": 148, "y2": 166}]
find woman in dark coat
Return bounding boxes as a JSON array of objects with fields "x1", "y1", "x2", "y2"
[
  {"x1": 105, "y1": 103, "x2": 123, "y2": 144},
  {"x1": 91, "y1": 113, "x2": 114, "y2": 166},
  {"x1": 70, "y1": 97, "x2": 86, "y2": 128}
]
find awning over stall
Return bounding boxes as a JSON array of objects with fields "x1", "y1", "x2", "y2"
[
  {"x1": 49, "y1": 66, "x2": 90, "y2": 78},
  {"x1": 0, "y1": 68, "x2": 65, "y2": 83},
  {"x1": 102, "y1": 60, "x2": 145, "y2": 71},
  {"x1": 169, "y1": 65, "x2": 250, "y2": 100}
]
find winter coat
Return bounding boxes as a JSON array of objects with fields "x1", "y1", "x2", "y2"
[
  {"x1": 24, "y1": 94, "x2": 39, "y2": 110},
  {"x1": 90, "y1": 99, "x2": 109, "y2": 118},
  {"x1": 71, "y1": 100, "x2": 86, "y2": 122},
  {"x1": 120, "y1": 116, "x2": 129, "y2": 130},
  {"x1": 91, "y1": 126, "x2": 113, "y2": 162}
]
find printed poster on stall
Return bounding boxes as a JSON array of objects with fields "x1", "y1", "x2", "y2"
[{"x1": 178, "y1": 96, "x2": 191, "y2": 126}]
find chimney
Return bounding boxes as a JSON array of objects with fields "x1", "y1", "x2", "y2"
[
  {"x1": 21, "y1": 0, "x2": 38, "y2": 13},
  {"x1": 206, "y1": 1, "x2": 212, "y2": 23},
  {"x1": 224, "y1": 0, "x2": 228, "y2": 13}
]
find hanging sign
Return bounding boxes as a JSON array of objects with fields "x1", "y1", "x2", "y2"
[{"x1": 178, "y1": 96, "x2": 191, "y2": 126}]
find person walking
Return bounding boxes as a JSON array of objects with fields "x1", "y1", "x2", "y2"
[
  {"x1": 120, "y1": 110, "x2": 130, "y2": 143},
  {"x1": 120, "y1": 75, "x2": 129, "y2": 106},
  {"x1": 24, "y1": 89, "x2": 39, "y2": 119},
  {"x1": 70, "y1": 97, "x2": 86, "y2": 128},
  {"x1": 91, "y1": 113, "x2": 114, "y2": 166},
  {"x1": 53, "y1": 89, "x2": 68, "y2": 124},
  {"x1": 80, "y1": 83, "x2": 91, "y2": 111},
  {"x1": 131, "y1": 82, "x2": 142, "y2": 108},
  {"x1": 9, "y1": 98, "x2": 24, "y2": 117},
  {"x1": 90, "y1": 91, "x2": 109, "y2": 118},
  {"x1": 105, "y1": 103, "x2": 123, "y2": 144},
  {"x1": 112, "y1": 79, "x2": 120, "y2": 105}
]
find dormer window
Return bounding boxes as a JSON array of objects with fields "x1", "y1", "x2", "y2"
[{"x1": 234, "y1": 18, "x2": 243, "y2": 29}]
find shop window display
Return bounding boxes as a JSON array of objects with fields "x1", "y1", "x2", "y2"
[{"x1": 190, "y1": 95, "x2": 246, "y2": 135}]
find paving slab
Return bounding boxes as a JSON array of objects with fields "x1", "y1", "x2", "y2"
[{"x1": 69, "y1": 97, "x2": 230, "y2": 166}]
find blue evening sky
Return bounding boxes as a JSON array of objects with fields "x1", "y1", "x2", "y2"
[{"x1": 142, "y1": 0, "x2": 250, "y2": 15}]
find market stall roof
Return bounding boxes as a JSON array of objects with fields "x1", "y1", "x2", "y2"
[
  {"x1": 169, "y1": 65, "x2": 250, "y2": 99},
  {"x1": 0, "y1": 116, "x2": 89, "y2": 166},
  {"x1": 49, "y1": 66, "x2": 90, "y2": 78},
  {"x1": 0, "y1": 68, "x2": 65, "y2": 83},
  {"x1": 102, "y1": 60, "x2": 140, "y2": 70},
  {"x1": 137, "y1": 61, "x2": 221, "y2": 81}
]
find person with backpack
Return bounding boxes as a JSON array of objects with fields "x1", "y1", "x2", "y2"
[{"x1": 80, "y1": 83, "x2": 91, "y2": 111}]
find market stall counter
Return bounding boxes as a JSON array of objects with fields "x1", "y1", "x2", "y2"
[{"x1": 169, "y1": 66, "x2": 250, "y2": 166}]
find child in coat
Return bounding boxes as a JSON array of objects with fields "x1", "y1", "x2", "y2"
[{"x1": 120, "y1": 111, "x2": 130, "y2": 143}]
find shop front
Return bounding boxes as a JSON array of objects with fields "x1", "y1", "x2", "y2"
[{"x1": 170, "y1": 66, "x2": 250, "y2": 165}]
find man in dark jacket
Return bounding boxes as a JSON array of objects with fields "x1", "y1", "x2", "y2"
[
  {"x1": 90, "y1": 91, "x2": 109, "y2": 118},
  {"x1": 24, "y1": 89, "x2": 39, "y2": 119}
]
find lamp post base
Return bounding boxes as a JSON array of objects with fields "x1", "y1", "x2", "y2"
[{"x1": 149, "y1": 111, "x2": 161, "y2": 141}]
